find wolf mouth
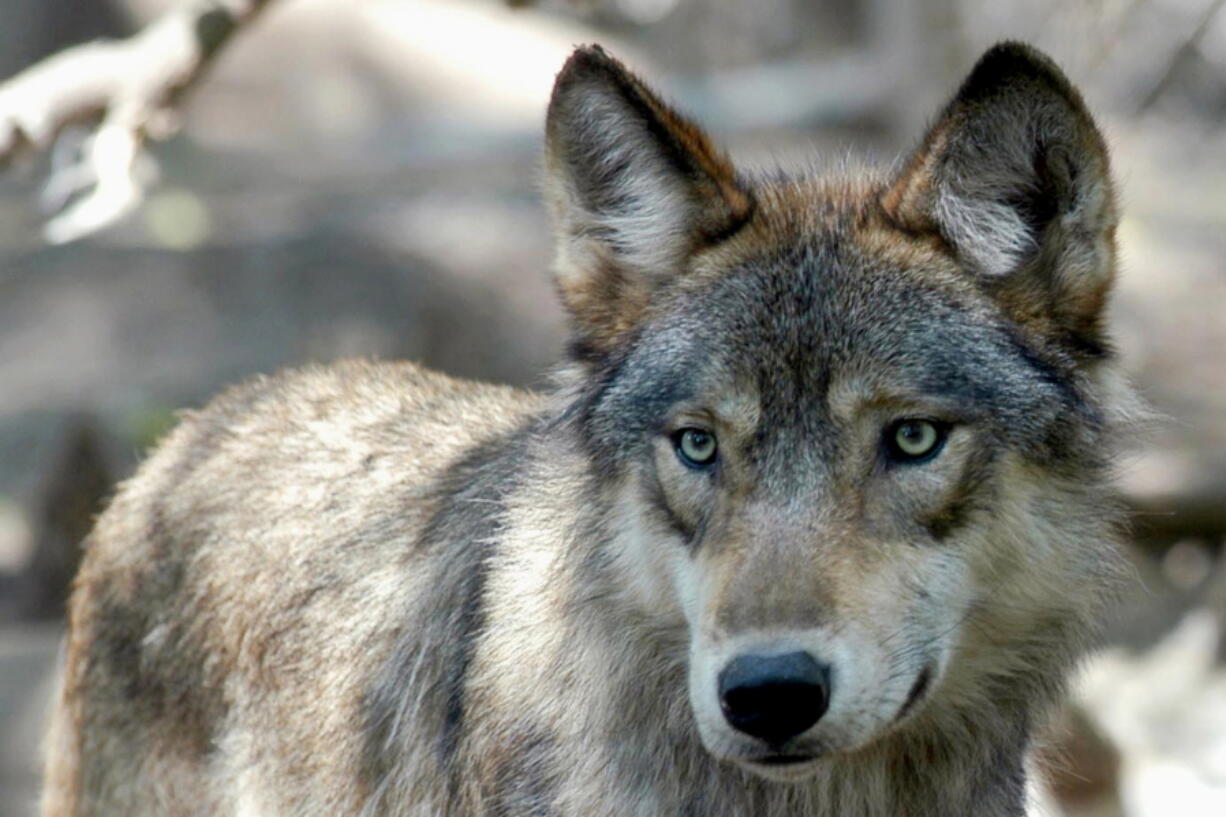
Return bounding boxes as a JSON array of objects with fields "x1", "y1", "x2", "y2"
[
  {"x1": 756, "y1": 754, "x2": 816, "y2": 766},
  {"x1": 738, "y1": 753, "x2": 824, "y2": 782}
]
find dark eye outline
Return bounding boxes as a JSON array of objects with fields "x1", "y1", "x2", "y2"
[
  {"x1": 883, "y1": 419, "x2": 950, "y2": 465},
  {"x1": 672, "y1": 428, "x2": 718, "y2": 469}
]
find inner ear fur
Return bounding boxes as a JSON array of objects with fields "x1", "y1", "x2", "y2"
[
  {"x1": 545, "y1": 45, "x2": 753, "y2": 360},
  {"x1": 881, "y1": 42, "x2": 1118, "y2": 354}
]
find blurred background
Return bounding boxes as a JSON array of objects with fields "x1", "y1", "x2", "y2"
[{"x1": 1, "y1": 1, "x2": 1224, "y2": 815}]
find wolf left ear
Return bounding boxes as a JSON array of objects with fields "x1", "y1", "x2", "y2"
[
  {"x1": 881, "y1": 42, "x2": 1118, "y2": 353},
  {"x1": 545, "y1": 46, "x2": 753, "y2": 360}
]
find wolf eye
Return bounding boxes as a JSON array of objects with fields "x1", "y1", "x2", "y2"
[
  {"x1": 885, "y1": 420, "x2": 947, "y2": 463},
  {"x1": 674, "y1": 428, "x2": 718, "y2": 468}
]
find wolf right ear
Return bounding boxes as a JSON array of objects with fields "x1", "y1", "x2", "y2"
[
  {"x1": 545, "y1": 46, "x2": 753, "y2": 361},
  {"x1": 881, "y1": 43, "x2": 1118, "y2": 353}
]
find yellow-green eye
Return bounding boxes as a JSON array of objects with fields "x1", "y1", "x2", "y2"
[
  {"x1": 887, "y1": 420, "x2": 946, "y2": 462},
  {"x1": 675, "y1": 428, "x2": 718, "y2": 468}
]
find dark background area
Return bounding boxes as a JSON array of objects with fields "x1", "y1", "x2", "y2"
[{"x1": 2, "y1": 1, "x2": 1226, "y2": 815}]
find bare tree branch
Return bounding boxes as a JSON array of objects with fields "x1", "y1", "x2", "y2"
[{"x1": 0, "y1": 0, "x2": 275, "y2": 243}]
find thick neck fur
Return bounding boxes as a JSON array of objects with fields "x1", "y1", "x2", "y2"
[{"x1": 434, "y1": 410, "x2": 1058, "y2": 817}]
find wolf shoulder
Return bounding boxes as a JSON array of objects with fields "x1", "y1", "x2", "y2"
[{"x1": 85, "y1": 359, "x2": 544, "y2": 598}]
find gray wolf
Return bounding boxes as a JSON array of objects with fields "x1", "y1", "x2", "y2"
[{"x1": 43, "y1": 42, "x2": 1133, "y2": 816}]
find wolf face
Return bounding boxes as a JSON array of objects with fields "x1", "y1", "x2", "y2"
[{"x1": 545, "y1": 44, "x2": 1125, "y2": 782}]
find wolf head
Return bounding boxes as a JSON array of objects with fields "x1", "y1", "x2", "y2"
[{"x1": 544, "y1": 44, "x2": 1128, "y2": 782}]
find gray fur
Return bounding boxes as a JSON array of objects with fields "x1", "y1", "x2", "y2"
[{"x1": 44, "y1": 43, "x2": 1133, "y2": 817}]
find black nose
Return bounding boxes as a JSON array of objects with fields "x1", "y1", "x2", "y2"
[{"x1": 718, "y1": 651, "x2": 830, "y2": 745}]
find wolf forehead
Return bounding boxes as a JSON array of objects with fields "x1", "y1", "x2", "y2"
[{"x1": 578, "y1": 180, "x2": 1098, "y2": 464}]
